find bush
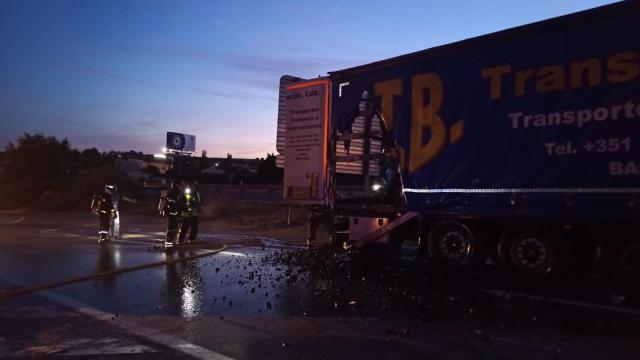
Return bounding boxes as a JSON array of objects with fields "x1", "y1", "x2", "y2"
[
  {"x1": 0, "y1": 183, "x2": 30, "y2": 209},
  {"x1": 201, "y1": 200, "x2": 240, "y2": 220},
  {"x1": 34, "y1": 190, "x2": 69, "y2": 210},
  {"x1": 0, "y1": 134, "x2": 139, "y2": 211}
]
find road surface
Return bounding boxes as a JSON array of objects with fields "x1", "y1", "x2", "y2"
[{"x1": 1, "y1": 211, "x2": 639, "y2": 359}]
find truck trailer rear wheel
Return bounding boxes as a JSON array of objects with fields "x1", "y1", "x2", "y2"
[
  {"x1": 499, "y1": 230, "x2": 558, "y2": 278},
  {"x1": 602, "y1": 239, "x2": 640, "y2": 296},
  {"x1": 427, "y1": 221, "x2": 478, "y2": 267}
]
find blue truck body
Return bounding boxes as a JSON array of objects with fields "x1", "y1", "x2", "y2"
[{"x1": 329, "y1": 2, "x2": 639, "y2": 219}]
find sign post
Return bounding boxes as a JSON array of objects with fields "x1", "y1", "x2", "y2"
[
  {"x1": 166, "y1": 132, "x2": 196, "y2": 153},
  {"x1": 165, "y1": 132, "x2": 197, "y2": 181}
]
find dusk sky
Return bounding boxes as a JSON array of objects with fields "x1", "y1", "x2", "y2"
[{"x1": 0, "y1": 0, "x2": 616, "y2": 158}]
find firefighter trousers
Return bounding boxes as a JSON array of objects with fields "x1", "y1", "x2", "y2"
[
  {"x1": 178, "y1": 216, "x2": 199, "y2": 243},
  {"x1": 166, "y1": 215, "x2": 179, "y2": 243},
  {"x1": 98, "y1": 213, "x2": 111, "y2": 241}
]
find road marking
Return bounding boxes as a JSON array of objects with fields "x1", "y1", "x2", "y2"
[
  {"x1": 483, "y1": 289, "x2": 640, "y2": 316},
  {"x1": 56, "y1": 338, "x2": 156, "y2": 356},
  {"x1": 0, "y1": 208, "x2": 28, "y2": 215},
  {"x1": 12, "y1": 338, "x2": 156, "y2": 357},
  {"x1": 6, "y1": 216, "x2": 26, "y2": 224},
  {"x1": 120, "y1": 233, "x2": 151, "y2": 239},
  {"x1": 0, "y1": 273, "x2": 235, "y2": 360},
  {"x1": 219, "y1": 251, "x2": 249, "y2": 257},
  {"x1": 0, "y1": 306, "x2": 64, "y2": 319},
  {"x1": 39, "y1": 228, "x2": 59, "y2": 233}
]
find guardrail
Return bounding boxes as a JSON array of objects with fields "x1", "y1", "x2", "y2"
[{"x1": 140, "y1": 184, "x2": 366, "y2": 203}]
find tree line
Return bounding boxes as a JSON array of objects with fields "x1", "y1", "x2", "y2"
[
  {"x1": 0, "y1": 133, "x2": 283, "y2": 210},
  {"x1": 0, "y1": 134, "x2": 137, "y2": 209}
]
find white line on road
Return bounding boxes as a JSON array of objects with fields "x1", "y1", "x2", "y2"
[
  {"x1": 218, "y1": 251, "x2": 249, "y2": 257},
  {"x1": 12, "y1": 338, "x2": 156, "y2": 357},
  {"x1": 483, "y1": 289, "x2": 640, "y2": 316},
  {"x1": 6, "y1": 216, "x2": 26, "y2": 225},
  {"x1": 39, "y1": 228, "x2": 59, "y2": 233},
  {"x1": 0, "y1": 272, "x2": 235, "y2": 360}
]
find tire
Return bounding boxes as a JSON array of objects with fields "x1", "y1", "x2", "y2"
[
  {"x1": 498, "y1": 229, "x2": 558, "y2": 278},
  {"x1": 601, "y1": 239, "x2": 640, "y2": 296},
  {"x1": 328, "y1": 215, "x2": 349, "y2": 249},
  {"x1": 428, "y1": 221, "x2": 478, "y2": 267}
]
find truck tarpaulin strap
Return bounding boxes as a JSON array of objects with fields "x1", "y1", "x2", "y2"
[{"x1": 403, "y1": 188, "x2": 640, "y2": 194}]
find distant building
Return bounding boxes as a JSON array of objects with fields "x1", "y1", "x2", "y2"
[
  {"x1": 113, "y1": 151, "x2": 266, "y2": 184},
  {"x1": 114, "y1": 158, "x2": 146, "y2": 183},
  {"x1": 201, "y1": 157, "x2": 260, "y2": 183},
  {"x1": 144, "y1": 158, "x2": 171, "y2": 175}
]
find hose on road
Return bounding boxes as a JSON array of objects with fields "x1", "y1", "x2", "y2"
[{"x1": 0, "y1": 244, "x2": 227, "y2": 300}]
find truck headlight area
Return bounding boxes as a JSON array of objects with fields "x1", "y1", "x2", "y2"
[{"x1": 371, "y1": 178, "x2": 386, "y2": 193}]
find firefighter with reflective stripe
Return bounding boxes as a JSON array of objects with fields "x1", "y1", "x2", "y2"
[
  {"x1": 109, "y1": 185, "x2": 120, "y2": 239},
  {"x1": 91, "y1": 185, "x2": 117, "y2": 243},
  {"x1": 178, "y1": 182, "x2": 202, "y2": 244},
  {"x1": 159, "y1": 181, "x2": 181, "y2": 248}
]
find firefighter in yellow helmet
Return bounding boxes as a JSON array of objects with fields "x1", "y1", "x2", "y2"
[{"x1": 177, "y1": 181, "x2": 202, "y2": 243}]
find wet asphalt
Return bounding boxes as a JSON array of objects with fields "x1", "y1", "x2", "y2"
[{"x1": 1, "y1": 211, "x2": 639, "y2": 359}]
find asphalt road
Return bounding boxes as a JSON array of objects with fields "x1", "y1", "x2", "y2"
[{"x1": 1, "y1": 211, "x2": 639, "y2": 359}]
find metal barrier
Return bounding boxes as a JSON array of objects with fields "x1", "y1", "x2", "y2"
[{"x1": 142, "y1": 184, "x2": 365, "y2": 203}]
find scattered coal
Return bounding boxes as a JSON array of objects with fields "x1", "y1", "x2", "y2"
[
  {"x1": 254, "y1": 243, "x2": 640, "y2": 336},
  {"x1": 159, "y1": 240, "x2": 639, "y2": 338}
]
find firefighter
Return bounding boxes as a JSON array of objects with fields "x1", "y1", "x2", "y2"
[
  {"x1": 178, "y1": 182, "x2": 202, "y2": 244},
  {"x1": 91, "y1": 185, "x2": 117, "y2": 243},
  {"x1": 108, "y1": 185, "x2": 120, "y2": 239},
  {"x1": 159, "y1": 181, "x2": 181, "y2": 248}
]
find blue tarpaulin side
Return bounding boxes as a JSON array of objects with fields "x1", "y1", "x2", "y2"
[{"x1": 330, "y1": 2, "x2": 639, "y2": 218}]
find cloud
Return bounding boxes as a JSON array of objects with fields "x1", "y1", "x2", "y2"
[
  {"x1": 55, "y1": 63, "x2": 275, "y2": 105},
  {"x1": 114, "y1": 40, "x2": 365, "y2": 78},
  {"x1": 55, "y1": 65, "x2": 157, "y2": 88},
  {"x1": 190, "y1": 87, "x2": 275, "y2": 103}
]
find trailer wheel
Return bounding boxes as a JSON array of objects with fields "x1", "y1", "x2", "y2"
[
  {"x1": 499, "y1": 230, "x2": 557, "y2": 278},
  {"x1": 428, "y1": 221, "x2": 477, "y2": 267},
  {"x1": 602, "y1": 239, "x2": 640, "y2": 296},
  {"x1": 328, "y1": 215, "x2": 349, "y2": 249}
]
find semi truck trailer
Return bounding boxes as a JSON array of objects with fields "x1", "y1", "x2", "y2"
[{"x1": 277, "y1": 1, "x2": 639, "y2": 291}]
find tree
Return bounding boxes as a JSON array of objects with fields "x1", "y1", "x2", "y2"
[
  {"x1": 257, "y1": 153, "x2": 282, "y2": 184},
  {"x1": 0, "y1": 133, "x2": 137, "y2": 209},
  {"x1": 3, "y1": 134, "x2": 73, "y2": 194}
]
